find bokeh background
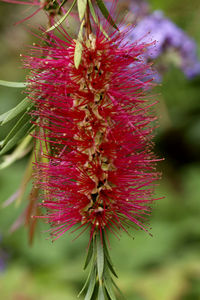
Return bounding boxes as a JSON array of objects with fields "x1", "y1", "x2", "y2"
[{"x1": 0, "y1": 0, "x2": 200, "y2": 299}]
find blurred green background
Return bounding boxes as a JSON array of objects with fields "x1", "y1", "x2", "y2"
[{"x1": 0, "y1": 0, "x2": 200, "y2": 299}]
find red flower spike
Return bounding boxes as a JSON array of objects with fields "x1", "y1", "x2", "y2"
[{"x1": 25, "y1": 28, "x2": 160, "y2": 241}]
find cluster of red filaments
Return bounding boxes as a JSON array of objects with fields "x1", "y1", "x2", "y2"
[{"x1": 26, "y1": 30, "x2": 159, "y2": 240}]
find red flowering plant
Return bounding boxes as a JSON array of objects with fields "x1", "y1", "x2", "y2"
[{"x1": 0, "y1": 0, "x2": 161, "y2": 298}]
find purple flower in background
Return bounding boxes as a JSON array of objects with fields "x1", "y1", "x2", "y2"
[
  {"x1": 129, "y1": 0, "x2": 150, "y2": 21},
  {"x1": 128, "y1": 10, "x2": 200, "y2": 79},
  {"x1": 106, "y1": 0, "x2": 150, "y2": 21}
]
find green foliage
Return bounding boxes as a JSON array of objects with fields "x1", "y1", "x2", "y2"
[
  {"x1": 84, "y1": 241, "x2": 93, "y2": 270},
  {"x1": 78, "y1": 0, "x2": 87, "y2": 21},
  {"x1": 95, "y1": 0, "x2": 118, "y2": 30},
  {"x1": 0, "y1": 80, "x2": 27, "y2": 88},
  {"x1": 81, "y1": 233, "x2": 118, "y2": 300},
  {"x1": 74, "y1": 40, "x2": 83, "y2": 69},
  {"x1": 96, "y1": 234, "x2": 104, "y2": 280},
  {"x1": 0, "y1": 135, "x2": 32, "y2": 169},
  {"x1": 84, "y1": 267, "x2": 96, "y2": 300},
  {"x1": 88, "y1": 0, "x2": 109, "y2": 39},
  {"x1": 74, "y1": 19, "x2": 85, "y2": 69},
  {"x1": 47, "y1": 0, "x2": 77, "y2": 32},
  {"x1": 0, "y1": 111, "x2": 33, "y2": 155},
  {"x1": 0, "y1": 97, "x2": 32, "y2": 125}
]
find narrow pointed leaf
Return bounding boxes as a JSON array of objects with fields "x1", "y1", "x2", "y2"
[
  {"x1": 0, "y1": 122, "x2": 34, "y2": 155},
  {"x1": 78, "y1": 18, "x2": 85, "y2": 41},
  {"x1": 104, "y1": 270, "x2": 116, "y2": 300},
  {"x1": 78, "y1": 270, "x2": 91, "y2": 297},
  {"x1": 59, "y1": 0, "x2": 68, "y2": 9},
  {"x1": 46, "y1": 0, "x2": 77, "y2": 32},
  {"x1": 104, "y1": 289, "x2": 112, "y2": 300},
  {"x1": 77, "y1": 0, "x2": 87, "y2": 21},
  {"x1": 96, "y1": 233, "x2": 104, "y2": 280},
  {"x1": 95, "y1": 0, "x2": 118, "y2": 30},
  {"x1": 0, "y1": 111, "x2": 11, "y2": 124},
  {"x1": 1, "y1": 111, "x2": 32, "y2": 148},
  {"x1": 98, "y1": 284, "x2": 105, "y2": 300},
  {"x1": 74, "y1": 18, "x2": 85, "y2": 68},
  {"x1": 103, "y1": 236, "x2": 118, "y2": 278},
  {"x1": 79, "y1": 244, "x2": 94, "y2": 297},
  {"x1": 0, "y1": 80, "x2": 27, "y2": 88},
  {"x1": 0, "y1": 134, "x2": 32, "y2": 169},
  {"x1": 111, "y1": 278, "x2": 125, "y2": 300},
  {"x1": 88, "y1": 0, "x2": 97, "y2": 22},
  {"x1": 105, "y1": 257, "x2": 118, "y2": 278},
  {"x1": 0, "y1": 97, "x2": 32, "y2": 125},
  {"x1": 88, "y1": 0, "x2": 109, "y2": 39},
  {"x1": 84, "y1": 267, "x2": 96, "y2": 300},
  {"x1": 84, "y1": 240, "x2": 94, "y2": 270},
  {"x1": 104, "y1": 266, "x2": 117, "y2": 300},
  {"x1": 74, "y1": 40, "x2": 83, "y2": 69},
  {"x1": 92, "y1": 282, "x2": 100, "y2": 299}
]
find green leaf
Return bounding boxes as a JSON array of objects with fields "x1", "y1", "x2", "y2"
[
  {"x1": 92, "y1": 282, "x2": 100, "y2": 300},
  {"x1": 77, "y1": 0, "x2": 87, "y2": 21},
  {"x1": 88, "y1": 0, "x2": 96, "y2": 21},
  {"x1": 46, "y1": 0, "x2": 77, "y2": 32},
  {"x1": 79, "y1": 242, "x2": 95, "y2": 297},
  {"x1": 78, "y1": 18, "x2": 85, "y2": 41},
  {"x1": 96, "y1": 233, "x2": 104, "y2": 280},
  {"x1": 0, "y1": 121, "x2": 34, "y2": 155},
  {"x1": 111, "y1": 278, "x2": 125, "y2": 300},
  {"x1": 104, "y1": 289, "x2": 112, "y2": 300},
  {"x1": 74, "y1": 40, "x2": 83, "y2": 69},
  {"x1": 74, "y1": 19, "x2": 85, "y2": 69},
  {"x1": 1, "y1": 111, "x2": 31, "y2": 148},
  {"x1": 105, "y1": 257, "x2": 118, "y2": 278},
  {"x1": 0, "y1": 97, "x2": 32, "y2": 125},
  {"x1": 104, "y1": 266, "x2": 117, "y2": 300},
  {"x1": 0, "y1": 107, "x2": 34, "y2": 156},
  {"x1": 78, "y1": 266, "x2": 92, "y2": 297},
  {"x1": 84, "y1": 267, "x2": 97, "y2": 300},
  {"x1": 0, "y1": 80, "x2": 27, "y2": 88},
  {"x1": 58, "y1": 0, "x2": 68, "y2": 9},
  {"x1": 102, "y1": 235, "x2": 118, "y2": 278},
  {"x1": 84, "y1": 241, "x2": 94, "y2": 270},
  {"x1": 0, "y1": 134, "x2": 32, "y2": 169},
  {"x1": 98, "y1": 284, "x2": 105, "y2": 300},
  {"x1": 95, "y1": 0, "x2": 118, "y2": 30},
  {"x1": 0, "y1": 111, "x2": 11, "y2": 124},
  {"x1": 88, "y1": 0, "x2": 109, "y2": 39}
]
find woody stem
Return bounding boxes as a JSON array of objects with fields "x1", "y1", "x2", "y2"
[{"x1": 85, "y1": 0, "x2": 92, "y2": 38}]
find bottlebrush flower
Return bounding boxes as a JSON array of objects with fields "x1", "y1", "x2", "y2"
[{"x1": 24, "y1": 27, "x2": 160, "y2": 241}]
